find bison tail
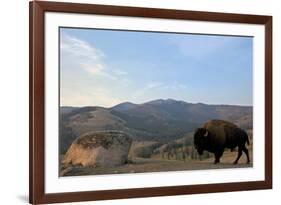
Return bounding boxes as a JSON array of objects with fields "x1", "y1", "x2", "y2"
[{"x1": 246, "y1": 138, "x2": 250, "y2": 145}]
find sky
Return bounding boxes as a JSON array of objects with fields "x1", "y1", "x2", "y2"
[{"x1": 60, "y1": 27, "x2": 253, "y2": 107}]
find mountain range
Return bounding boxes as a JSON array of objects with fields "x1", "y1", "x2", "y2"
[{"x1": 59, "y1": 99, "x2": 252, "y2": 153}]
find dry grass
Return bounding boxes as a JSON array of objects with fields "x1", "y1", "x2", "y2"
[
  {"x1": 60, "y1": 134, "x2": 253, "y2": 177},
  {"x1": 60, "y1": 147, "x2": 252, "y2": 176}
]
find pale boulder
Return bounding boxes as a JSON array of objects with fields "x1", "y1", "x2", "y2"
[{"x1": 62, "y1": 131, "x2": 132, "y2": 167}]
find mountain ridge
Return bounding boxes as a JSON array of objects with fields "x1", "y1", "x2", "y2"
[
  {"x1": 61, "y1": 98, "x2": 252, "y2": 111},
  {"x1": 59, "y1": 99, "x2": 252, "y2": 154}
]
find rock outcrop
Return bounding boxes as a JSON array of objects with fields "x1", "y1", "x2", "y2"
[{"x1": 62, "y1": 131, "x2": 132, "y2": 167}]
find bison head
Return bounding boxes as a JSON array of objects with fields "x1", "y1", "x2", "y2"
[{"x1": 193, "y1": 128, "x2": 209, "y2": 155}]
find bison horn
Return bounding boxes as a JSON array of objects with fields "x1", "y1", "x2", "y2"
[{"x1": 204, "y1": 130, "x2": 208, "y2": 137}]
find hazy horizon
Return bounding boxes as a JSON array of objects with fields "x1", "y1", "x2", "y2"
[
  {"x1": 60, "y1": 28, "x2": 253, "y2": 107},
  {"x1": 60, "y1": 98, "x2": 253, "y2": 108}
]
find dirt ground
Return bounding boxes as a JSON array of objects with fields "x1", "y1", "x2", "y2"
[{"x1": 60, "y1": 149, "x2": 252, "y2": 176}]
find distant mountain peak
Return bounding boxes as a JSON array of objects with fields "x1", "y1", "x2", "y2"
[
  {"x1": 146, "y1": 98, "x2": 182, "y2": 105},
  {"x1": 111, "y1": 102, "x2": 137, "y2": 111}
]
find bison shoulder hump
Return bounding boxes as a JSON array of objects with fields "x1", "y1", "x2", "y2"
[
  {"x1": 203, "y1": 119, "x2": 238, "y2": 129},
  {"x1": 203, "y1": 120, "x2": 241, "y2": 138}
]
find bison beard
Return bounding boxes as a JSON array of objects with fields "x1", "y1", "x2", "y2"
[{"x1": 193, "y1": 120, "x2": 250, "y2": 164}]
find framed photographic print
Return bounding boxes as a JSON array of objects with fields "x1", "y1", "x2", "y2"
[{"x1": 29, "y1": 1, "x2": 272, "y2": 204}]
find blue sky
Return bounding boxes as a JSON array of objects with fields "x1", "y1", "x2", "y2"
[{"x1": 60, "y1": 27, "x2": 253, "y2": 107}]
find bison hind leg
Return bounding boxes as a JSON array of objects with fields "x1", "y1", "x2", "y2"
[
  {"x1": 214, "y1": 158, "x2": 220, "y2": 164},
  {"x1": 233, "y1": 147, "x2": 243, "y2": 164},
  {"x1": 242, "y1": 146, "x2": 250, "y2": 164}
]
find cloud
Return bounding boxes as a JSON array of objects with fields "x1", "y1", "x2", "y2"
[
  {"x1": 146, "y1": 82, "x2": 163, "y2": 88},
  {"x1": 60, "y1": 33, "x2": 131, "y2": 107},
  {"x1": 61, "y1": 33, "x2": 128, "y2": 81},
  {"x1": 61, "y1": 34, "x2": 105, "y2": 60},
  {"x1": 81, "y1": 63, "x2": 117, "y2": 80},
  {"x1": 163, "y1": 81, "x2": 187, "y2": 90},
  {"x1": 61, "y1": 34, "x2": 108, "y2": 77},
  {"x1": 113, "y1": 69, "x2": 127, "y2": 76}
]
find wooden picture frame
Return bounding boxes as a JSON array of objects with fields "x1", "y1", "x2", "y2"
[{"x1": 29, "y1": 1, "x2": 272, "y2": 204}]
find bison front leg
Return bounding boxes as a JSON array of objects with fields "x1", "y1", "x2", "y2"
[
  {"x1": 214, "y1": 151, "x2": 223, "y2": 164},
  {"x1": 233, "y1": 147, "x2": 242, "y2": 164}
]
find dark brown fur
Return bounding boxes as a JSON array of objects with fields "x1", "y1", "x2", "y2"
[{"x1": 194, "y1": 120, "x2": 250, "y2": 164}]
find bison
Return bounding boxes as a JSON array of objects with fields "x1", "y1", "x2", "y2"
[{"x1": 193, "y1": 120, "x2": 250, "y2": 164}]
